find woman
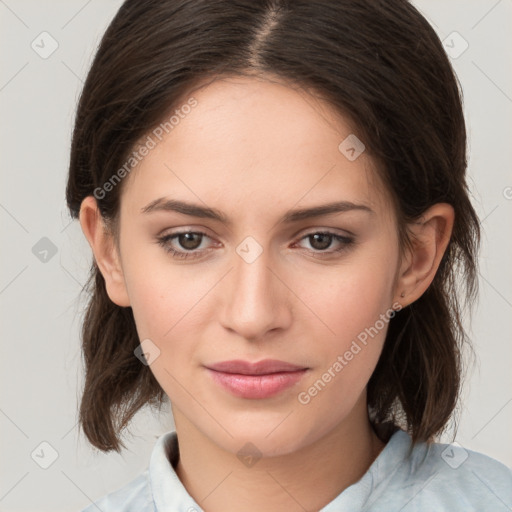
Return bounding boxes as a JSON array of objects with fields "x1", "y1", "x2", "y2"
[{"x1": 66, "y1": 0, "x2": 512, "y2": 510}]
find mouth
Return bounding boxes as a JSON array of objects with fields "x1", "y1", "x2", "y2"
[{"x1": 204, "y1": 359, "x2": 309, "y2": 399}]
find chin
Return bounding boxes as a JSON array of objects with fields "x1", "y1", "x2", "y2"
[{"x1": 207, "y1": 416, "x2": 316, "y2": 459}]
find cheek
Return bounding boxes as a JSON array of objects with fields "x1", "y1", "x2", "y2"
[
  {"x1": 296, "y1": 288, "x2": 392, "y2": 432},
  {"x1": 298, "y1": 244, "x2": 398, "y2": 393},
  {"x1": 305, "y1": 252, "x2": 397, "y2": 343},
  {"x1": 121, "y1": 237, "x2": 208, "y2": 337},
  {"x1": 123, "y1": 257, "x2": 208, "y2": 392}
]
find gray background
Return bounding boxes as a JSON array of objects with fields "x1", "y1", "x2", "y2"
[{"x1": 1, "y1": 1, "x2": 511, "y2": 510}]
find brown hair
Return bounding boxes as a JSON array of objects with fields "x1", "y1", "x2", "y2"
[{"x1": 66, "y1": 0, "x2": 480, "y2": 452}]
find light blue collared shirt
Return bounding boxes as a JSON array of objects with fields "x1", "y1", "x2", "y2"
[{"x1": 81, "y1": 428, "x2": 512, "y2": 511}]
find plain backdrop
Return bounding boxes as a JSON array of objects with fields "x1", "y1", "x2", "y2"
[{"x1": 1, "y1": 1, "x2": 511, "y2": 510}]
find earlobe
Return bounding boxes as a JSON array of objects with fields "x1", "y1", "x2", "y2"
[
  {"x1": 394, "y1": 203, "x2": 454, "y2": 306},
  {"x1": 79, "y1": 196, "x2": 131, "y2": 307}
]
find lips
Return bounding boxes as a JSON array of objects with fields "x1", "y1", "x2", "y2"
[
  {"x1": 205, "y1": 359, "x2": 309, "y2": 399},
  {"x1": 205, "y1": 359, "x2": 307, "y2": 375}
]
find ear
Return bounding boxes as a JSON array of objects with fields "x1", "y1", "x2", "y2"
[
  {"x1": 79, "y1": 196, "x2": 131, "y2": 307},
  {"x1": 393, "y1": 203, "x2": 454, "y2": 307}
]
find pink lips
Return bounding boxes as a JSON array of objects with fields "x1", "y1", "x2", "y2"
[{"x1": 205, "y1": 359, "x2": 308, "y2": 399}]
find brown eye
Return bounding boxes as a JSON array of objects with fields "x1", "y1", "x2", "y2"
[
  {"x1": 156, "y1": 230, "x2": 213, "y2": 260},
  {"x1": 308, "y1": 233, "x2": 334, "y2": 251},
  {"x1": 176, "y1": 232, "x2": 203, "y2": 250},
  {"x1": 295, "y1": 231, "x2": 355, "y2": 256}
]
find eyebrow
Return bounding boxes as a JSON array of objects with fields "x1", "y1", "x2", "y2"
[{"x1": 141, "y1": 197, "x2": 374, "y2": 224}]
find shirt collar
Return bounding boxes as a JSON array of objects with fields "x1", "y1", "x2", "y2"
[
  {"x1": 149, "y1": 426, "x2": 412, "y2": 511},
  {"x1": 149, "y1": 431, "x2": 203, "y2": 511}
]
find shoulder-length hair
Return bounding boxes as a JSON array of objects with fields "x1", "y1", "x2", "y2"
[{"x1": 66, "y1": 0, "x2": 480, "y2": 452}]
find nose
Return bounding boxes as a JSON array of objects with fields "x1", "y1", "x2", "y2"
[{"x1": 219, "y1": 244, "x2": 292, "y2": 341}]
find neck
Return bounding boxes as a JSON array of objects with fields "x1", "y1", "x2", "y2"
[{"x1": 173, "y1": 397, "x2": 386, "y2": 512}]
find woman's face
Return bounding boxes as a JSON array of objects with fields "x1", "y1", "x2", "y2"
[{"x1": 116, "y1": 76, "x2": 402, "y2": 456}]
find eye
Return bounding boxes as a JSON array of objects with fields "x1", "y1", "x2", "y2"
[
  {"x1": 156, "y1": 229, "x2": 355, "y2": 261},
  {"x1": 293, "y1": 231, "x2": 355, "y2": 256},
  {"x1": 156, "y1": 231, "x2": 214, "y2": 260}
]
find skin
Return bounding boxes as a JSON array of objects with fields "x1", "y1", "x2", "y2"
[{"x1": 79, "y1": 75, "x2": 454, "y2": 512}]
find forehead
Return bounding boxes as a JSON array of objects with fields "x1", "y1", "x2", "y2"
[{"x1": 122, "y1": 75, "x2": 392, "y2": 221}]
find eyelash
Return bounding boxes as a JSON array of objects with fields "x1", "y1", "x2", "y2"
[{"x1": 156, "y1": 230, "x2": 355, "y2": 260}]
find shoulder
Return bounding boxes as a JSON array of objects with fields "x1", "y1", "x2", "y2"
[
  {"x1": 80, "y1": 470, "x2": 154, "y2": 512},
  {"x1": 417, "y1": 440, "x2": 512, "y2": 508},
  {"x1": 370, "y1": 430, "x2": 512, "y2": 511}
]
